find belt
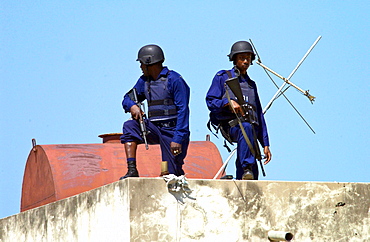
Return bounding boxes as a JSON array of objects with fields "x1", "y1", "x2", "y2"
[
  {"x1": 148, "y1": 109, "x2": 177, "y2": 117},
  {"x1": 148, "y1": 99, "x2": 174, "y2": 106},
  {"x1": 228, "y1": 116, "x2": 249, "y2": 127},
  {"x1": 153, "y1": 119, "x2": 177, "y2": 128}
]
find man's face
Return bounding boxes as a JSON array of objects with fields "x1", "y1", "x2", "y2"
[{"x1": 235, "y1": 53, "x2": 252, "y2": 75}]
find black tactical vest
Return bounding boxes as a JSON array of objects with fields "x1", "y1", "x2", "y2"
[{"x1": 144, "y1": 72, "x2": 177, "y2": 122}]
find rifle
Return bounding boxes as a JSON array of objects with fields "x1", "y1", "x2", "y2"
[
  {"x1": 129, "y1": 88, "x2": 149, "y2": 150},
  {"x1": 225, "y1": 77, "x2": 266, "y2": 176}
]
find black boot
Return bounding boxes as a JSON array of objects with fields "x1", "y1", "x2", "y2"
[
  {"x1": 220, "y1": 175, "x2": 233, "y2": 179},
  {"x1": 242, "y1": 164, "x2": 254, "y2": 180},
  {"x1": 119, "y1": 160, "x2": 139, "y2": 180}
]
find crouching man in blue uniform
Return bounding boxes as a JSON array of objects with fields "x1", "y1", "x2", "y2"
[
  {"x1": 120, "y1": 44, "x2": 190, "y2": 179},
  {"x1": 206, "y1": 41, "x2": 272, "y2": 180}
]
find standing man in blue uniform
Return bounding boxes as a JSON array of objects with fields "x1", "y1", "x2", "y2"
[
  {"x1": 206, "y1": 41, "x2": 272, "y2": 180},
  {"x1": 120, "y1": 44, "x2": 190, "y2": 179}
]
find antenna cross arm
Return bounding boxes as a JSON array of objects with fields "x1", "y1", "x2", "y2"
[{"x1": 256, "y1": 61, "x2": 315, "y2": 103}]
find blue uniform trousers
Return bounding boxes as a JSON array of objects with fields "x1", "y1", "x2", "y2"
[
  {"x1": 121, "y1": 119, "x2": 189, "y2": 176},
  {"x1": 229, "y1": 121, "x2": 259, "y2": 180}
]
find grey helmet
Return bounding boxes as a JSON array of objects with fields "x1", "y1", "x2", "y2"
[
  {"x1": 136, "y1": 44, "x2": 165, "y2": 65},
  {"x1": 227, "y1": 41, "x2": 256, "y2": 61}
]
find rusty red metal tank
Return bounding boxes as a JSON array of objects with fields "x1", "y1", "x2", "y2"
[{"x1": 21, "y1": 134, "x2": 223, "y2": 212}]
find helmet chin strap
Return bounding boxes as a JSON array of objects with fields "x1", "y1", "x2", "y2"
[
  {"x1": 233, "y1": 65, "x2": 240, "y2": 77},
  {"x1": 143, "y1": 65, "x2": 151, "y2": 79}
]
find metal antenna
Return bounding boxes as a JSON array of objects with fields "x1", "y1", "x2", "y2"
[
  {"x1": 250, "y1": 37, "x2": 321, "y2": 134},
  {"x1": 257, "y1": 62, "x2": 316, "y2": 103},
  {"x1": 263, "y1": 36, "x2": 322, "y2": 112},
  {"x1": 275, "y1": 36, "x2": 322, "y2": 100}
]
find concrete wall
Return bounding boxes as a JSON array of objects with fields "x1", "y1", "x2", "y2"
[{"x1": 1, "y1": 179, "x2": 369, "y2": 241}]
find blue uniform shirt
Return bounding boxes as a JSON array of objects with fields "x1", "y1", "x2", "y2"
[
  {"x1": 122, "y1": 66, "x2": 190, "y2": 144},
  {"x1": 206, "y1": 68, "x2": 270, "y2": 147}
]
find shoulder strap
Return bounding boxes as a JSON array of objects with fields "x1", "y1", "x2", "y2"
[{"x1": 225, "y1": 70, "x2": 232, "y2": 79}]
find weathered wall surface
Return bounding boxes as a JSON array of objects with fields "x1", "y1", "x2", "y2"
[{"x1": 1, "y1": 179, "x2": 369, "y2": 241}]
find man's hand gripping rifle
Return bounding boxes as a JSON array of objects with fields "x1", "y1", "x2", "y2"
[
  {"x1": 129, "y1": 88, "x2": 150, "y2": 150},
  {"x1": 225, "y1": 78, "x2": 266, "y2": 176}
]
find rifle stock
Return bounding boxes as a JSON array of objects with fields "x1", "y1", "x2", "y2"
[{"x1": 225, "y1": 77, "x2": 246, "y2": 105}]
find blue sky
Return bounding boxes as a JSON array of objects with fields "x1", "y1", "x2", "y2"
[{"x1": 1, "y1": 1, "x2": 369, "y2": 219}]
